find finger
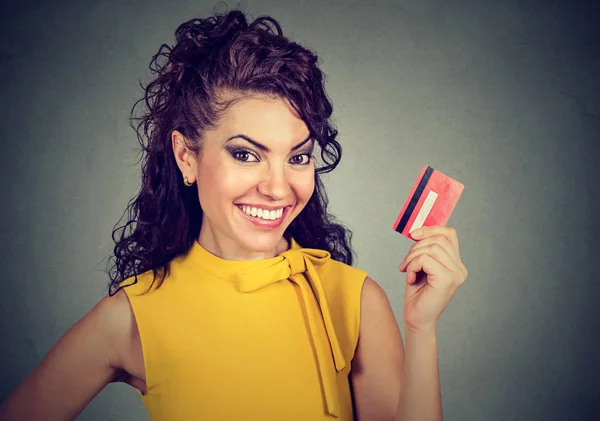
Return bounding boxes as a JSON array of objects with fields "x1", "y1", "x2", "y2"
[
  {"x1": 400, "y1": 242, "x2": 460, "y2": 274},
  {"x1": 410, "y1": 226, "x2": 460, "y2": 252},
  {"x1": 405, "y1": 254, "x2": 448, "y2": 286},
  {"x1": 405, "y1": 243, "x2": 468, "y2": 279},
  {"x1": 399, "y1": 235, "x2": 460, "y2": 270}
]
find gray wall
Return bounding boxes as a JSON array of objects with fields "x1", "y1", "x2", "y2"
[{"x1": 1, "y1": 0, "x2": 598, "y2": 420}]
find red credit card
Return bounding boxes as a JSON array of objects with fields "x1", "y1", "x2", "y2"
[{"x1": 393, "y1": 165, "x2": 464, "y2": 240}]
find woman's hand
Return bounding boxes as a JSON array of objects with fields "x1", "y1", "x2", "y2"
[{"x1": 398, "y1": 226, "x2": 468, "y2": 334}]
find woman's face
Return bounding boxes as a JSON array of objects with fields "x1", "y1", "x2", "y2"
[{"x1": 173, "y1": 94, "x2": 315, "y2": 260}]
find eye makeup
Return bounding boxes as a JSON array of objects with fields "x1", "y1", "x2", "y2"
[{"x1": 224, "y1": 144, "x2": 313, "y2": 165}]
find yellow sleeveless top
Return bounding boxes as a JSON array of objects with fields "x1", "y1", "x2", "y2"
[{"x1": 120, "y1": 237, "x2": 367, "y2": 421}]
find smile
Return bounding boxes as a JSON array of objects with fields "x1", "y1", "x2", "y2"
[
  {"x1": 235, "y1": 204, "x2": 290, "y2": 229},
  {"x1": 237, "y1": 205, "x2": 285, "y2": 220}
]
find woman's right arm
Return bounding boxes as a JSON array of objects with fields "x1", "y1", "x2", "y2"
[{"x1": 0, "y1": 290, "x2": 133, "y2": 421}]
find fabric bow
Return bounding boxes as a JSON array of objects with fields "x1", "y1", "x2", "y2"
[{"x1": 232, "y1": 247, "x2": 346, "y2": 418}]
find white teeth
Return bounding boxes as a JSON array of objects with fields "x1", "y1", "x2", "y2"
[{"x1": 240, "y1": 205, "x2": 285, "y2": 221}]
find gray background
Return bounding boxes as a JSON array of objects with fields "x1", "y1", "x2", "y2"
[{"x1": 1, "y1": 0, "x2": 599, "y2": 420}]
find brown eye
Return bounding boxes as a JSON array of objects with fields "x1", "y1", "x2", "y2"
[
  {"x1": 235, "y1": 152, "x2": 250, "y2": 161},
  {"x1": 290, "y1": 154, "x2": 312, "y2": 165},
  {"x1": 228, "y1": 148, "x2": 259, "y2": 163}
]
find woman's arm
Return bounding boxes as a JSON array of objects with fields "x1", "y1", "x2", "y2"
[
  {"x1": 0, "y1": 290, "x2": 133, "y2": 421},
  {"x1": 395, "y1": 327, "x2": 442, "y2": 421},
  {"x1": 350, "y1": 277, "x2": 442, "y2": 421}
]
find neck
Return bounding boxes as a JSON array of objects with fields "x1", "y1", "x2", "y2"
[{"x1": 197, "y1": 224, "x2": 290, "y2": 261}]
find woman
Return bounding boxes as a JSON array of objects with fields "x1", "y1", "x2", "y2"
[{"x1": 0, "y1": 9, "x2": 467, "y2": 421}]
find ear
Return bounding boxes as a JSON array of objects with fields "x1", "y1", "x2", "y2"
[{"x1": 172, "y1": 130, "x2": 196, "y2": 183}]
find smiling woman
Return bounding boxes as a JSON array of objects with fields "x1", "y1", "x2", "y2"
[
  {"x1": 105, "y1": 12, "x2": 355, "y2": 293},
  {"x1": 171, "y1": 95, "x2": 318, "y2": 260},
  {"x1": 0, "y1": 7, "x2": 461, "y2": 421}
]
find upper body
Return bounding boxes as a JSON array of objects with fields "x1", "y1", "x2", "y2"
[
  {"x1": 113, "y1": 236, "x2": 392, "y2": 421},
  {"x1": 1, "y1": 9, "x2": 467, "y2": 421}
]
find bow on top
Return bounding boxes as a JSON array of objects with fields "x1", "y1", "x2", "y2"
[{"x1": 232, "y1": 247, "x2": 346, "y2": 418}]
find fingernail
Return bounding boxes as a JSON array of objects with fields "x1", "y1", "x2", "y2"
[{"x1": 410, "y1": 229, "x2": 423, "y2": 238}]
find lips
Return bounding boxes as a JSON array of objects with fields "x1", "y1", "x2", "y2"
[{"x1": 236, "y1": 203, "x2": 290, "y2": 211}]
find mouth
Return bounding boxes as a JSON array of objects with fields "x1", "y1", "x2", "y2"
[{"x1": 235, "y1": 204, "x2": 292, "y2": 229}]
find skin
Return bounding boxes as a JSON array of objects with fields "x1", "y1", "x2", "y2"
[
  {"x1": 172, "y1": 94, "x2": 316, "y2": 261},
  {"x1": 0, "y1": 94, "x2": 468, "y2": 421}
]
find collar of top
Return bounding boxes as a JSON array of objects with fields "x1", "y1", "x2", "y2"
[{"x1": 188, "y1": 237, "x2": 346, "y2": 418}]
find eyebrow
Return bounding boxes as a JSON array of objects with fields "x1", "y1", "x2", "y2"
[{"x1": 224, "y1": 133, "x2": 314, "y2": 153}]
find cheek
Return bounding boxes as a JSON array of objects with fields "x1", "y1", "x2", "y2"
[
  {"x1": 198, "y1": 162, "x2": 258, "y2": 199},
  {"x1": 294, "y1": 172, "x2": 315, "y2": 201},
  {"x1": 197, "y1": 161, "x2": 230, "y2": 206}
]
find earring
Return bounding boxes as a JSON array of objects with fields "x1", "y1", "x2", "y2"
[{"x1": 183, "y1": 176, "x2": 194, "y2": 187}]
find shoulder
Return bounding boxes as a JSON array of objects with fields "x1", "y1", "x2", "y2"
[
  {"x1": 360, "y1": 276, "x2": 391, "y2": 308},
  {"x1": 93, "y1": 289, "x2": 138, "y2": 368},
  {"x1": 357, "y1": 276, "x2": 400, "y2": 338},
  {"x1": 317, "y1": 258, "x2": 368, "y2": 314},
  {"x1": 117, "y1": 269, "x2": 161, "y2": 297},
  {"x1": 70, "y1": 288, "x2": 140, "y2": 377},
  {"x1": 319, "y1": 257, "x2": 368, "y2": 289},
  {"x1": 354, "y1": 276, "x2": 403, "y2": 368}
]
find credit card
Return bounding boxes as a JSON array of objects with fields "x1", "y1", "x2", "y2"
[{"x1": 393, "y1": 165, "x2": 464, "y2": 240}]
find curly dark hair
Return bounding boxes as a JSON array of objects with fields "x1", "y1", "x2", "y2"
[{"x1": 105, "y1": 9, "x2": 356, "y2": 296}]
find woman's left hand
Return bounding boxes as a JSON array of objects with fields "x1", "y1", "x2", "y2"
[{"x1": 398, "y1": 226, "x2": 468, "y2": 334}]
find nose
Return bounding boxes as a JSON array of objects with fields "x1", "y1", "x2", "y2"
[{"x1": 257, "y1": 163, "x2": 292, "y2": 201}]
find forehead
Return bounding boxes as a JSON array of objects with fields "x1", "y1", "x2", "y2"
[{"x1": 215, "y1": 94, "x2": 310, "y2": 142}]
